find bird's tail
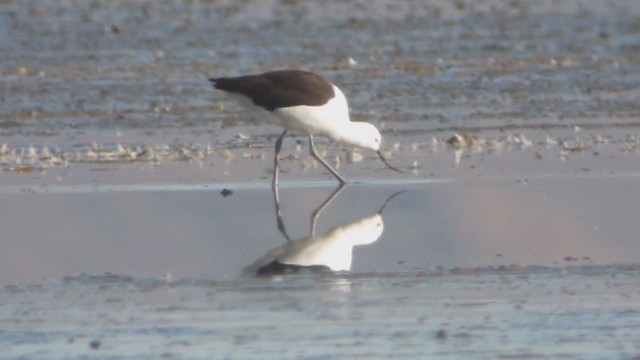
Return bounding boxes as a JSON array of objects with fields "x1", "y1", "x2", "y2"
[{"x1": 208, "y1": 78, "x2": 222, "y2": 89}]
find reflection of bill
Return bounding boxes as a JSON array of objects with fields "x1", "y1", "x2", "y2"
[{"x1": 244, "y1": 186, "x2": 405, "y2": 276}]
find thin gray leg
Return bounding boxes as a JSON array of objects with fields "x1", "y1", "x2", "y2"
[
  {"x1": 310, "y1": 183, "x2": 345, "y2": 235},
  {"x1": 271, "y1": 180, "x2": 291, "y2": 241},
  {"x1": 272, "y1": 130, "x2": 287, "y2": 187},
  {"x1": 308, "y1": 135, "x2": 347, "y2": 185}
]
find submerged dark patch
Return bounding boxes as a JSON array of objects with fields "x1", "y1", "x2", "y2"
[{"x1": 256, "y1": 260, "x2": 332, "y2": 276}]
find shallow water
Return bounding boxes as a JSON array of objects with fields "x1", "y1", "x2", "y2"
[
  {"x1": 3, "y1": 174, "x2": 640, "y2": 358},
  {"x1": 2, "y1": 0, "x2": 640, "y2": 358},
  {"x1": 2, "y1": 175, "x2": 640, "y2": 285}
]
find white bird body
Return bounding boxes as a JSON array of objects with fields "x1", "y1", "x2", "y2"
[
  {"x1": 245, "y1": 213, "x2": 383, "y2": 273},
  {"x1": 272, "y1": 85, "x2": 350, "y2": 139}
]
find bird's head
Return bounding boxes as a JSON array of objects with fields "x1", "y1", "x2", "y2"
[
  {"x1": 350, "y1": 122, "x2": 404, "y2": 174},
  {"x1": 351, "y1": 122, "x2": 382, "y2": 151}
]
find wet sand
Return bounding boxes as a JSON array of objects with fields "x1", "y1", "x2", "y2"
[
  {"x1": 3, "y1": 265, "x2": 640, "y2": 359},
  {"x1": 2, "y1": 0, "x2": 640, "y2": 358}
]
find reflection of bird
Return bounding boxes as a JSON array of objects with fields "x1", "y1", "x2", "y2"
[
  {"x1": 245, "y1": 188, "x2": 406, "y2": 276},
  {"x1": 209, "y1": 70, "x2": 403, "y2": 185},
  {"x1": 244, "y1": 213, "x2": 384, "y2": 275}
]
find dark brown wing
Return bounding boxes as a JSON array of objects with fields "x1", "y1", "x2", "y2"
[{"x1": 209, "y1": 70, "x2": 335, "y2": 111}]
